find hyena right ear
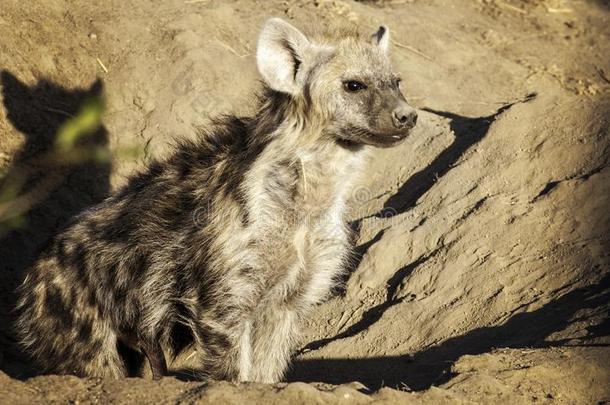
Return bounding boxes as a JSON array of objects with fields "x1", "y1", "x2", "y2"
[
  {"x1": 257, "y1": 18, "x2": 310, "y2": 95},
  {"x1": 371, "y1": 25, "x2": 390, "y2": 54}
]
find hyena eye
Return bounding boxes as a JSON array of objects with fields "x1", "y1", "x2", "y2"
[{"x1": 343, "y1": 80, "x2": 367, "y2": 92}]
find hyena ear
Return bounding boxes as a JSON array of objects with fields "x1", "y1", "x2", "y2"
[
  {"x1": 371, "y1": 25, "x2": 390, "y2": 54},
  {"x1": 257, "y1": 18, "x2": 310, "y2": 94}
]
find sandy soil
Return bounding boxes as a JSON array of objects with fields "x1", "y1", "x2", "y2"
[{"x1": 1, "y1": 0, "x2": 609, "y2": 403}]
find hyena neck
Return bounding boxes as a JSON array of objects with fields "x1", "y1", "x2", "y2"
[
  {"x1": 247, "y1": 90, "x2": 369, "y2": 216},
  {"x1": 293, "y1": 139, "x2": 368, "y2": 209}
]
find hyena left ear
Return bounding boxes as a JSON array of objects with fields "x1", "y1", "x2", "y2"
[
  {"x1": 371, "y1": 25, "x2": 390, "y2": 54},
  {"x1": 257, "y1": 18, "x2": 310, "y2": 95}
]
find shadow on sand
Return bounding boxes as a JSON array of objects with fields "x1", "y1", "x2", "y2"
[
  {"x1": 0, "y1": 71, "x2": 110, "y2": 377},
  {"x1": 378, "y1": 93, "x2": 537, "y2": 219},
  {"x1": 290, "y1": 274, "x2": 610, "y2": 391}
]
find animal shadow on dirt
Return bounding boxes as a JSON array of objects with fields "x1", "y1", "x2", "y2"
[
  {"x1": 0, "y1": 71, "x2": 111, "y2": 378},
  {"x1": 290, "y1": 274, "x2": 610, "y2": 391},
  {"x1": 380, "y1": 92, "x2": 537, "y2": 219}
]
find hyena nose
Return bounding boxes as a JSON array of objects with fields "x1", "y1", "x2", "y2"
[{"x1": 392, "y1": 106, "x2": 418, "y2": 129}]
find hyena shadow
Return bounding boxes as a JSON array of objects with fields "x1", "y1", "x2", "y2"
[
  {"x1": 291, "y1": 268, "x2": 610, "y2": 392},
  {"x1": 0, "y1": 71, "x2": 111, "y2": 378},
  {"x1": 379, "y1": 92, "x2": 537, "y2": 218}
]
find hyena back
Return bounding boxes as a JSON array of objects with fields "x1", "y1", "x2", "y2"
[{"x1": 16, "y1": 18, "x2": 417, "y2": 382}]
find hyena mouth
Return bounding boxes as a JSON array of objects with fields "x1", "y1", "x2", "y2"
[
  {"x1": 345, "y1": 125, "x2": 413, "y2": 148},
  {"x1": 374, "y1": 132, "x2": 411, "y2": 147}
]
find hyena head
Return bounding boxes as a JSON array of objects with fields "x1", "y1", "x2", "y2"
[{"x1": 257, "y1": 18, "x2": 418, "y2": 147}]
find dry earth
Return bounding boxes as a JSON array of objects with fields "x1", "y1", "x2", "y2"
[{"x1": 1, "y1": 0, "x2": 609, "y2": 403}]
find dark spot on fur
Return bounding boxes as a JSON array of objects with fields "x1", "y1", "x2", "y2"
[
  {"x1": 87, "y1": 288, "x2": 97, "y2": 307},
  {"x1": 80, "y1": 349, "x2": 96, "y2": 362},
  {"x1": 45, "y1": 285, "x2": 73, "y2": 328},
  {"x1": 200, "y1": 327, "x2": 231, "y2": 354},
  {"x1": 77, "y1": 320, "x2": 93, "y2": 341}
]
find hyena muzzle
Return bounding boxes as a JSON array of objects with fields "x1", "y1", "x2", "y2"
[{"x1": 15, "y1": 18, "x2": 417, "y2": 382}]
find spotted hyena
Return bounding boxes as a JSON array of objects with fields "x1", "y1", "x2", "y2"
[{"x1": 16, "y1": 18, "x2": 417, "y2": 382}]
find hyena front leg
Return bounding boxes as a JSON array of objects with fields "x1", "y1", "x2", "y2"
[
  {"x1": 248, "y1": 307, "x2": 298, "y2": 383},
  {"x1": 141, "y1": 339, "x2": 167, "y2": 380},
  {"x1": 190, "y1": 319, "x2": 244, "y2": 381}
]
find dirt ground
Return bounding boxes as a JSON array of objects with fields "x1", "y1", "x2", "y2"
[{"x1": 0, "y1": 0, "x2": 609, "y2": 403}]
